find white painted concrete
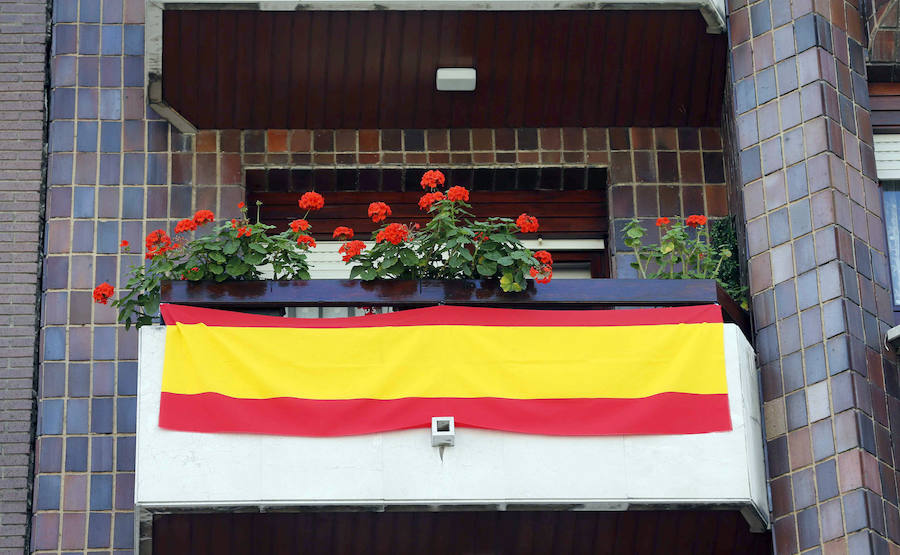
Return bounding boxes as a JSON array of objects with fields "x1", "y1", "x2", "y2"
[{"x1": 136, "y1": 322, "x2": 768, "y2": 530}]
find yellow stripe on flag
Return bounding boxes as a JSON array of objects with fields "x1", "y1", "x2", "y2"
[{"x1": 162, "y1": 322, "x2": 726, "y2": 400}]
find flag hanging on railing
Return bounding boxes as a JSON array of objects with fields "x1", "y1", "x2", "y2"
[{"x1": 158, "y1": 303, "x2": 731, "y2": 437}]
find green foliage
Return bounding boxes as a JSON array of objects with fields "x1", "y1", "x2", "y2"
[
  {"x1": 347, "y1": 188, "x2": 548, "y2": 293},
  {"x1": 624, "y1": 216, "x2": 746, "y2": 306},
  {"x1": 113, "y1": 203, "x2": 312, "y2": 329}
]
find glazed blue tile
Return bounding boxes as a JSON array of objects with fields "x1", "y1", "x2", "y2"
[
  {"x1": 53, "y1": 55, "x2": 77, "y2": 86},
  {"x1": 116, "y1": 436, "x2": 135, "y2": 471},
  {"x1": 103, "y1": 0, "x2": 122, "y2": 22},
  {"x1": 93, "y1": 362, "x2": 115, "y2": 396},
  {"x1": 67, "y1": 363, "x2": 90, "y2": 397},
  {"x1": 114, "y1": 514, "x2": 134, "y2": 549},
  {"x1": 93, "y1": 326, "x2": 116, "y2": 359},
  {"x1": 80, "y1": 0, "x2": 101, "y2": 22},
  {"x1": 123, "y1": 56, "x2": 142, "y2": 86},
  {"x1": 54, "y1": 25, "x2": 77, "y2": 54},
  {"x1": 40, "y1": 399, "x2": 64, "y2": 435},
  {"x1": 54, "y1": 0, "x2": 77, "y2": 22},
  {"x1": 171, "y1": 186, "x2": 191, "y2": 217},
  {"x1": 117, "y1": 397, "x2": 136, "y2": 433},
  {"x1": 101, "y1": 25, "x2": 122, "y2": 55},
  {"x1": 41, "y1": 363, "x2": 66, "y2": 397},
  {"x1": 50, "y1": 88, "x2": 76, "y2": 119},
  {"x1": 35, "y1": 475, "x2": 60, "y2": 510},
  {"x1": 72, "y1": 221, "x2": 94, "y2": 252},
  {"x1": 100, "y1": 121, "x2": 121, "y2": 152},
  {"x1": 91, "y1": 398, "x2": 114, "y2": 434},
  {"x1": 49, "y1": 121, "x2": 74, "y2": 152},
  {"x1": 73, "y1": 187, "x2": 94, "y2": 218},
  {"x1": 76, "y1": 121, "x2": 98, "y2": 152},
  {"x1": 79, "y1": 25, "x2": 100, "y2": 55},
  {"x1": 90, "y1": 475, "x2": 113, "y2": 510},
  {"x1": 121, "y1": 187, "x2": 143, "y2": 219},
  {"x1": 99, "y1": 89, "x2": 121, "y2": 120},
  {"x1": 66, "y1": 398, "x2": 89, "y2": 433},
  {"x1": 123, "y1": 25, "x2": 143, "y2": 55},
  {"x1": 96, "y1": 222, "x2": 119, "y2": 254},
  {"x1": 147, "y1": 121, "x2": 168, "y2": 151},
  {"x1": 87, "y1": 513, "x2": 111, "y2": 549},
  {"x1": 117, "y1": 361, "x2": 137, "y2": 395},
  {"x1": 98, "y1": 153, "x2": 120, "y2": 185},
  {"x1": 65, "y1": 436, "x2": 88, "y2": 471},
  {"x1": 147, "y1": 153, "x2": 166, "y2": 184},
  {"x1": 91, "y1": 436, "x2": 114, "y2": 472},
  {"x1": 49, "y1": 153, "x2": 73, "y2": 185},
  {"x1": 38, "y1": 437, "x2": 63, "y2": 472},
  {"x1": 78, "y1": 56, "x2": 99, "y2": 86},
  {"x1": 99, "y1": 57, "x2": 121, "y2": 87},
  {"x1": 76, "y1": 87, "x2": 99, "y2": 119},
  {"x1": 122, "y1": 153, "x2": 143, "y2": 184},
  {"x1": 44, "y1": 328, "x2": 66, "y2": 361}
]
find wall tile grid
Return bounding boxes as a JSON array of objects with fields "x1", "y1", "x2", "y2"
[
  {"x1": 0, "y1": 0, "x2": 49, "y2": 549},
  {"x1": 868, "y1": 0, "x2": 900, "y2": 80},
  {"x1": 728, "y1": 0, "x2": 900, "y2": 551}
]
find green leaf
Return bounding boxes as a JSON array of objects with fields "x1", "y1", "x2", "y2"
[
  {"x1": 245, "y1": 252, "x2": 265, "y2": 266},
  {"x1": 360, "y1": 268, "x2": 376, "y2": 280},
  {"x1": 476, "y1": 261, "x2": 497, "y2": 276},
  {"x1": 208, "y1": 251, "x2": 226, "y2": 263},
  {"x1": 497, "y1": 256, "x2": 514, "y2": 266},
  {"x1": 249, "y1": 242, "x2": 268, "y2": 254},
  {"x1": 625, "y1": 227, "x2": 644, "y2": 239},
  {"x1": 209, "y1": 263, "x2": 224, "y2": 275},
  {"x1": 399, "y1": 249, "x2": 418, "y2": 266},
  {"x1": 223, "y1": 240, "x2": 239, "y2": 255},
  {"x1": 349, "y1": 266, "x2": 363, "y2": 279}
]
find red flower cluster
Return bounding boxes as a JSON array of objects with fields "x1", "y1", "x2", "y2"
[
  {"x1": 238, "y1": 202, "x2": 245, "y2": 209},
  {"x1": 119, "y1": 240, "x2": 129, "y2": 248},
  {"x1": 368, "y1": 202, "x2": 392, "y2": 223},
  {"x1": 193, "y1": 210, "x2": 215, "y2": 225},
  {"x1": 474, "y1": 232, "x2": 488, "y2": 243},
  {"x1": 418, "y1": 191, "x2": 444, "y2": 211},
  {"x1": 175, "y1": 218, "x2": 197, "y2": 234},
  {"x1": 420, "y1": 169, "x2": 446, "y2": 189},
  {"x1": 290, "y1": 219, "x2": 310, "y2": 233},
  {"x1": 145, "y1": 229, "x2": 172, "y2": 259},
  {"x1": 530, "y1": 250, "x2": 553, "y2": 284},
  {"x1": 376, "y1": 223, "x2": 409, "y2": 245},
  {"x1": 339, "y1": 240, "x2": 366, "y2": 262},
  {"x1": 299, "y1": 191, "x2": 325, "y2": 211},
  {"x1": 686, "y1": 214, "x2": 708, "y2": 228},
  {"x1": 516, "y1": 213, "x2": 539, "y2": 233},
  {"x1": 297, "y1": 234, "x2": 316, "y2": 248},
  {"x1": 333, "y1": 226, "x2": 354, "y2": 240},
  {"x1": 92, "y1": 282, "x2": 115, "y2": 305},
  {"x1": 447, "y1": 186, "x2": 469, "y2": 202},
  {"x1": 656, "y1": 217, "x2": 670, "y2": 227},
  {"x1": 236, "y1": 226, "x2": 252, "y2": 238}
]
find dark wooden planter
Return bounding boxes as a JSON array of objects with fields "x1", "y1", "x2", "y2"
[{"x1": 160, "y1": 278, "x2": 751, "y2": 339}]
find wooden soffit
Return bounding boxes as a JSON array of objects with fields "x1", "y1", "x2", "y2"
[{"x1": 152, "y1": 9, "x2": 727, "y2": 130}]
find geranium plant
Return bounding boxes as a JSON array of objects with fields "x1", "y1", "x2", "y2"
[
  {"x1": 93, "y1": 193, "x2": 326, "y2": 328},
  {"x1": 336, "y1": 170, "x2": 553, "y2": 292},
  {"x1": 623, "y1": 215, "x2": 746, "y2": 305}
]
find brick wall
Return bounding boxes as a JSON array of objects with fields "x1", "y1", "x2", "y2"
[{"x1": 0, "y1": 0, "x2": 49, "y2": 550}]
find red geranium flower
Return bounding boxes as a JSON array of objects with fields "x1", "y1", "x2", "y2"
[
  {"x1": 297, "y1": 234, "x2": 317, "y2": 248},
  {"x1": 534, "y1": 250, "x2": 553, "y2": 266},
  {"x1": 656, "y1": 217, "x2": 670, "y2": 227},
  {"x1": 190, "y1": 267, "x2": 199, "y2": 272},
  {"x1": 119, "y1": 240, "x2": 129, "y2": 248},
  {"x1": 290, "y1": 219, "x2": 310, "y2": 233},
  {"x1": 375, "y1": 223, "x2": 409, "y2": 245},
  {"x1": 420, "y1": 170, "x2": 446, "y2": 190},
  {"x1": 174, "y1": 218, "x2": 197, "y2": 234},
  {"x1": 192, "y1": 210, "x2": 215, "y2": 226},
  {"x1": 686, "y1": 214, "x2": 708, "y2": 228},
  {"x1": 93, "y1": 282, "x2": 115, "y2": 305},
  {"x1": 238, "y1": 202, "x2": 245, "y2": 209},
  {"x1": 299, "y1": 191, "x2": 325, "y2": 211},
  {"x1": 447, "y1": 186, "x2": 469, "y2": 202},
  {"x1": 333, "y1": 226, "x2": 354, "y2": 240},
  {"x1": 236, "y1": 226, "x2": 252, "y2": 238},
  {"x1": 418, "y1": 191, "x2": 444, "y2": 211},
  {"x1": 516, "y1": 213, "x2": 539, "y2": 233},
  {"x1": 368, "y1": 202, "x2": 392, "y2": 223},
  {"x1": 339, "y1": 240, "x2": 366, "y2": 262},
  {"x1": 529, "y1": 266, "x2": 553, "y2": 284}
]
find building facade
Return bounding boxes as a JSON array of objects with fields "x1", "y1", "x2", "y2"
[{"x1": 0, "y1": 0, "x2": 898, "y2": 551}]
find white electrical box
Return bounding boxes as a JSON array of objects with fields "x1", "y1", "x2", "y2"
[{"x1": 436, "y1": 68, "x2": 476, "y2": 91}]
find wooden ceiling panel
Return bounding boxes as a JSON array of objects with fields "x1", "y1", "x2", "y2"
[{"x1": 162, "y1": 10, "x2": 727, "y2": 129}]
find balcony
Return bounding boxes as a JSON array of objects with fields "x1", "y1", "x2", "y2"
[{"x1": 135, "y1": 278, "x2": 768, "y2": 549}]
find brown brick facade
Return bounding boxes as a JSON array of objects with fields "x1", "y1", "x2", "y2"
[{"x1": 0, "y1": 0, "x2": 48, "y2": 550}]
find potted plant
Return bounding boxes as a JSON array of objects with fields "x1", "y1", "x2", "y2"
[{"x1": 94, "y1": 171, "x2": 554, "y2": 328}]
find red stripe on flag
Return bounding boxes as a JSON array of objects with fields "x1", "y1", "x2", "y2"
[
  {"x1": 160, "y1": 303, "x2": 723, "y2": 328},
  {"x1": 159, "y1": 392, "x2": 732, "y2": 436}
]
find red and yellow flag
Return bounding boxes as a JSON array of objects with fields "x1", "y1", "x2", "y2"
[{"x1": 159, "y1": 303, "x2": 731, "y2": 436}]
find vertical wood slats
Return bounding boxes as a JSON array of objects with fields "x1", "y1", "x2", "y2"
[
  {"x1": 153, "y1": 510, "x2": 772, "y2": 554},
  {"x1": 162, "y1": 10, "x2": 727, "y2": 129}
]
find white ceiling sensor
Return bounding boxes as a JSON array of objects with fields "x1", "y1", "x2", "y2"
[{"x1": 436, "y1": 68, "x2": 476, "y2": 92}]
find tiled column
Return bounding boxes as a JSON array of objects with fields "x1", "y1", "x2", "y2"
[{"x1": 727, "y1": 0, "x2": 900, "y2": 551}]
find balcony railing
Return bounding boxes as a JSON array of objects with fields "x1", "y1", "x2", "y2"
[{"x1": 137, "y1": 277, "x2": 767, "y2": 536}]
